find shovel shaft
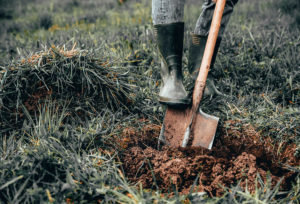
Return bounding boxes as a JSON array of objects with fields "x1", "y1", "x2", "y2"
[
  {"x1": 182, "y1": 0, "x2": 226, "y2": 147},
  {"x1": 192, "y1": 0, "x2": 226, "y2": 110}
]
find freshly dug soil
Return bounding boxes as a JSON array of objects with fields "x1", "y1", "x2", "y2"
[{"x1": 120, "y1": 121, "x2": 299, "y2": 196}]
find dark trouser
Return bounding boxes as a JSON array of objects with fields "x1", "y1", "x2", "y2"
[{"x1": 152, "y1": 0, "x2": 239, "y2": 37}]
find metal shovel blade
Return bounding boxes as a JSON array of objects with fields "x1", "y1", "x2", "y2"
[{"x1": 163, "y1": 106, "x2": 219, "y2": 149}]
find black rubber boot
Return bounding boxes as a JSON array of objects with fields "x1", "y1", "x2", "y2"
[
  {"x1": 154, "y1": 22, "x2": 190, "y2": 107},
  {"x1": 187, "y1": 33, "x2": 222, "y2": 97}
]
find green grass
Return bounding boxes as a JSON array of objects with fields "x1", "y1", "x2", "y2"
[{"x1": 0, "y1": 0, "x2": 299, "y2": 203}]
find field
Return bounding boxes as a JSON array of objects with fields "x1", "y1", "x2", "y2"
[{"x1": 0, "y1": 0, "x2": 299, "y2": 203}]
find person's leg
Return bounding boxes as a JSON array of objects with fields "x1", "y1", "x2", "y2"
[
  {"x1": 152, "y1": 0, "x2": 190, "y2": 106},
  {"x1": 194, "y1": 0, "x2": 238, "y2": 37},
  {"x1": 187, "y1": 0, "x2": 238, "y2": 96},
  {"x1": 152, "y1": 0, "x2": 185, "y2": 25}
]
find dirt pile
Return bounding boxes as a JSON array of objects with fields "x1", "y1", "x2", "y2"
[{"x1": 120, "y1": 121, "x2": 299, "y2": 196}]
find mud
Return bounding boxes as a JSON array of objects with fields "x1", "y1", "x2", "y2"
[{"x1": 120, "y1": 121, "x2": 299, "y2": 196}]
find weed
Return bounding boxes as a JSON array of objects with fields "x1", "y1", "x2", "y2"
[{"x1": 39, "y1": 13, "x2": 53, "y2": 30}]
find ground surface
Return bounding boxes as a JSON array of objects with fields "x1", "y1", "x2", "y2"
[{"x1": 0, "y1": 0, "x2": 299, "y2": 203}]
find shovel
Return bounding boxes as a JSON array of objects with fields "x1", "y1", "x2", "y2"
[{"x1": 159, "y1": 0, "x2": 225, "y2": 149}]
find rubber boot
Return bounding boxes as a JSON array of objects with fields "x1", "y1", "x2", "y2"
[
  {"x1": 187, "y1": 33, "x2": 222, "y2": 97},
  {"x1": 154, "y1": 22, "x2": 190, "y2": 107}
]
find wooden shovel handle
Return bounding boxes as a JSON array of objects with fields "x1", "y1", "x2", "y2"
[{"x1": 192, "y1": 0, "x2": 226, "y2": 110}]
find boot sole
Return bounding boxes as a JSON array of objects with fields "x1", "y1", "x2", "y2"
[{"x1": 159, "y1": 96, "x2": 191, "y2": 108}]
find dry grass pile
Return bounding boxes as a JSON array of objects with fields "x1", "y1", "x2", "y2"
[{"x1": 0, "y1": 44, "x2": 136, "y2": 134}]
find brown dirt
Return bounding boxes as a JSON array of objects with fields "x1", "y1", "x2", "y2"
[{"x1": 119, "y1": 121, "x2": 299, "y2": 196}]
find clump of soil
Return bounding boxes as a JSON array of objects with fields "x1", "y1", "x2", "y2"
[{"x1": 120, "y1": 121, "x2": 299, "y2": 196}]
